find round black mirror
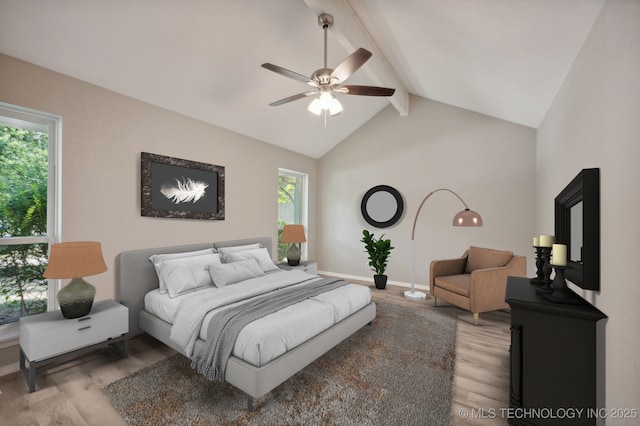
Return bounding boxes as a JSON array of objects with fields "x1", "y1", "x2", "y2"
[{"x1": 361, "y1": 185, "x2": 404, "y2": 228}]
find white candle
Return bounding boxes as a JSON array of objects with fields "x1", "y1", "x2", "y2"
[
  {"x1": 533, "y1": 237, "x2": 540, "y2": 246},
  {"x1": 539, "y1": 235, "x2": 555, "y2": 247},
  {"x1": 552, "y1": 244, "x2": 567, "y2": 266}
]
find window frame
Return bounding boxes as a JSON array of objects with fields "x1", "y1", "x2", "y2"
[
  {"x1": 277, "y1": 168, "x2": 308, "y2": 261},
  {"x1": 0, "y1": 102, "x2": 61, "y2": 342}
]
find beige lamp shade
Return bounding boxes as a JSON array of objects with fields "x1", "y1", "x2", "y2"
[
  {"x1": 280, "y1": 224, "x2": 307, "y2": 243},
  {"x1": 43, "y1": 241, "x2": 108, "y2": 279}
]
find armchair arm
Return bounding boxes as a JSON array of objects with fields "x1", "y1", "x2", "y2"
[
  {"x1": 469, "y1": 255, "x2": 526, "y2": 313},
  {"x1": 429, "y1": 257, "x2": 467, "y2": 290}
]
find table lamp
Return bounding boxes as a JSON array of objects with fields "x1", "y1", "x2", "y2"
[
  {"x1": 43, "y1": 241, "x2": 107, "y2": 319},
  {"x1": 280, "y1": 224, "x2": 306, "y2": 266}
]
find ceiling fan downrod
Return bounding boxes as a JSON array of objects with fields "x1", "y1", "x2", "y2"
[{"x1": 318, "y1": 13, "x2": 334, "y2": 70}]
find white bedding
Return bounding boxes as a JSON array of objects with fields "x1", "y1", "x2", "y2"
[
  {"x1": 144, "y1": 270, "x2": 371, "y2": 367},
  {"x1": 144, "y1": 289, "x2": 183, "y2": 323}
]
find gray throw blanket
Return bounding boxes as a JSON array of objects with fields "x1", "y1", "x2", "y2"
[{"x1": 192, "y1": 278, "x2": 348, "y2": 381}]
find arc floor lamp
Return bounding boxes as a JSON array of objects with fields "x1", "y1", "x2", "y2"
[{"x1": 405, "y1": 188, "x2": 483, "y2": 301}]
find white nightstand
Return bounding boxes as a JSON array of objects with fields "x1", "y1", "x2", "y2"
[
  {"x1": 277, "y1": 261, "x2": 318, "y2": 275},
  {"x1": 19, "y1": 299, "x2": 128, "y2": 392}
]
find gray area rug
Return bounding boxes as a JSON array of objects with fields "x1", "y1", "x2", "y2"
[{"x1": 103, "y1": 301, "x2": 457, "y2": 425}]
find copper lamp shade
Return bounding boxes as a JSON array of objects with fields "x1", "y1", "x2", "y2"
[
  {"x1": 281, "y1": 224, "x2": 307, "y2": 266},
  {"x1": 43, "y1": 241, "x2": 107, "y2": 319},
  {"x1": 453, "y1": 208, "x2": 483, "y2": 227}
]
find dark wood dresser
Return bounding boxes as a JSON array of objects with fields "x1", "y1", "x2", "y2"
[{"x1": 505, "y1": 276, "x2": 607, "y2": 425}]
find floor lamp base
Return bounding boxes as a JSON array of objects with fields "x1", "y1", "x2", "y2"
[{"x1": 404, "y1": 290, "x2": 427, "y2": 301}]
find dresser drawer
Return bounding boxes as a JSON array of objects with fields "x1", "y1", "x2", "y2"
[{"x1": 20, "y1": 300, "x2": 128, "y2": 361}]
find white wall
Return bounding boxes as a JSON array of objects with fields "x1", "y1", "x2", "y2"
[
  {"x1": 318, "y1": 95, "x2": 537, "y2": 286},
  {"x1": 536, "y1": 0, "x2": 640, "y2": 417}
]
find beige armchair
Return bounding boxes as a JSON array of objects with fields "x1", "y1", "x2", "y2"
[{"x1": 429, "y1": 246, "x2": 526, "y2": 324}]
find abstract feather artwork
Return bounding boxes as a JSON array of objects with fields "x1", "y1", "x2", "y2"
[
  {"x1": 161, "y1": 178, "x2": 209, "y2": 204},
  {"x1": 141, "y1": 152, "x2": 225, "y2": 220}
]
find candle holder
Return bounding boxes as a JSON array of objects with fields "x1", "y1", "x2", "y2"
[
  {"x1": 535, "y1": 246, "x2": 553, "y2": 294},
  {"x1": 543, "y1": 265, "x2": 581, "y2": 304},
  {"x1": 530, "y1": 246, "x2": 545, "y2": 285}
]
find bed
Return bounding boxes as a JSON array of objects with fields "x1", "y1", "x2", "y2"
[{"x1": 116, "y1": 237, "x2": 376, "y2": 410}]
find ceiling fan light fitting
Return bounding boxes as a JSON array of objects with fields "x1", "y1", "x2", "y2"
[
  {"x1": 308, "y1": 92, "x2": 342, "y2": 116},
  {"x1": 308, "y1": 98, "x2": 322, "y2": 115},
  {"x1": 329, "y1": 98, "x2": 343, "y2": 116},
  {"x1": 319, "y1": 91, "x2": 333, "y2": 108}
]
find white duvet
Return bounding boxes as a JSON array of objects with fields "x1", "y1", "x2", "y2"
[{"x1": 146, "y1": 270, "x2": 371, "y2": 367}]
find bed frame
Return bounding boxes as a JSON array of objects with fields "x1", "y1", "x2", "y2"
[{"x1": 116, "y1": 237, "x2": 376, "y2": 410}]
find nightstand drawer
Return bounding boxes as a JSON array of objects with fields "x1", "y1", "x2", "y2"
[
  {"x1": 298, "y1": 262, "x2": 317, "y2": 274},
  {"x1": 20, "y1": 300, "x2": 128, "y2": 361}
]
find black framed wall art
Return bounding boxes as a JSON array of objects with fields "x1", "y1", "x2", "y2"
[{"x1": 141, "y1": 152, "x2": 225, "y2": 220}]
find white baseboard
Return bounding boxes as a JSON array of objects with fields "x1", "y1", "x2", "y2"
[
  {"x1": 318, "y1": 270, "x2": 429, "y2": 292},
  {"x1": 0, "y1": 362, "x2": 19, "y2": 377},
  {"x1": 0, "y1": 327, "x2": 21, "y2": 378}
]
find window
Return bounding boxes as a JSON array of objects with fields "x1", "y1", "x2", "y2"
[
  {"x1": 277, "y1": 169, "x2": 308, "y2": 262},
  {"x1": 0, "y1": 103, "x2": 60, "y2": 333}
]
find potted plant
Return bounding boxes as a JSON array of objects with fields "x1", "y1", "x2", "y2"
[{"x1": 361, "y1": 229, "x2": 395, "y2": 289}]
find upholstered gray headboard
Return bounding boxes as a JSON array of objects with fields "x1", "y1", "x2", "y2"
[{"x1": 116, "y1": 237, "x2": 272, "y2": 336}]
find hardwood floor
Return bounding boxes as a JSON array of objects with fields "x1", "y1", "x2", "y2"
[{"x1": 0, "y1": 283, "x2": 511, "y2": 425}]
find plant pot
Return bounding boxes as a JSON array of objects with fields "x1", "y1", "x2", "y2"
[{"x1": 374, "y1": 274, "x2": 388, "y2": 289}]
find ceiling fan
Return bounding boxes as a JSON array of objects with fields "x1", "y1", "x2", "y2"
[{"x1": 261, "y1": 13, "x2": 396, "y2": 117}]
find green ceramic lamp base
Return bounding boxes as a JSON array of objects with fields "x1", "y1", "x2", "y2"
[
  {"x1": 286, "y1": 243, "x2": 301, "y2": 266},
  {"x1": 57, "y1": 277, "x2": 96, "y2": 319}
]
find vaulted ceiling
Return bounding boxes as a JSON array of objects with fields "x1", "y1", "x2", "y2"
[{"x1": 0, "y1": 0, "x2": 606, "y2": 158}]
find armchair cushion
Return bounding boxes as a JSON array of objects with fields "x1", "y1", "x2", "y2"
[
  {"x1": 434, "y1": 274, "x2": 470, "y2": 297},
  {"x1": 464, "y1": 246, "x2": 513, "y2": 273}
]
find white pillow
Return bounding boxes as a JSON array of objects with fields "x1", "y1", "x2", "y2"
[
  {"x1": 217, "y1": 243, "x2": 263, "y2": 260},
  {"x1": 162, "y1": 264, "x2": 201, "y2": 298},
  {"x1": 207, "y1": 258, "x2": 265, "y2": 287},
  {"x1": 225, "y1": 247, "x2": 280, "y2": 273},
  {"x1": 154, "y1": 253, "x2": 222, "y2": 294},
  {"x1": 149, "y1": 247, "x2": 215, "y2": 293}
]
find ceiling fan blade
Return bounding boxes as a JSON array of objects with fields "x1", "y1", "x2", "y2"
[
  {"x1": 269, "y1": 91, "x2": 318, "y2": 106},
  {"x1": 261, "y1": 63, "x2": 317, "y2": 87},
  {"x1": 337, "y1": 85, "x2": 396, "y2": 97},
  {"x1": 330, "y1": 48, "x2": 372, "y2": 83}
]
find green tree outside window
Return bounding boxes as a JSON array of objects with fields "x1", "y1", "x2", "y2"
[{"x1": 0, "y1": 126, "x2": 49, "y2": 325}]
